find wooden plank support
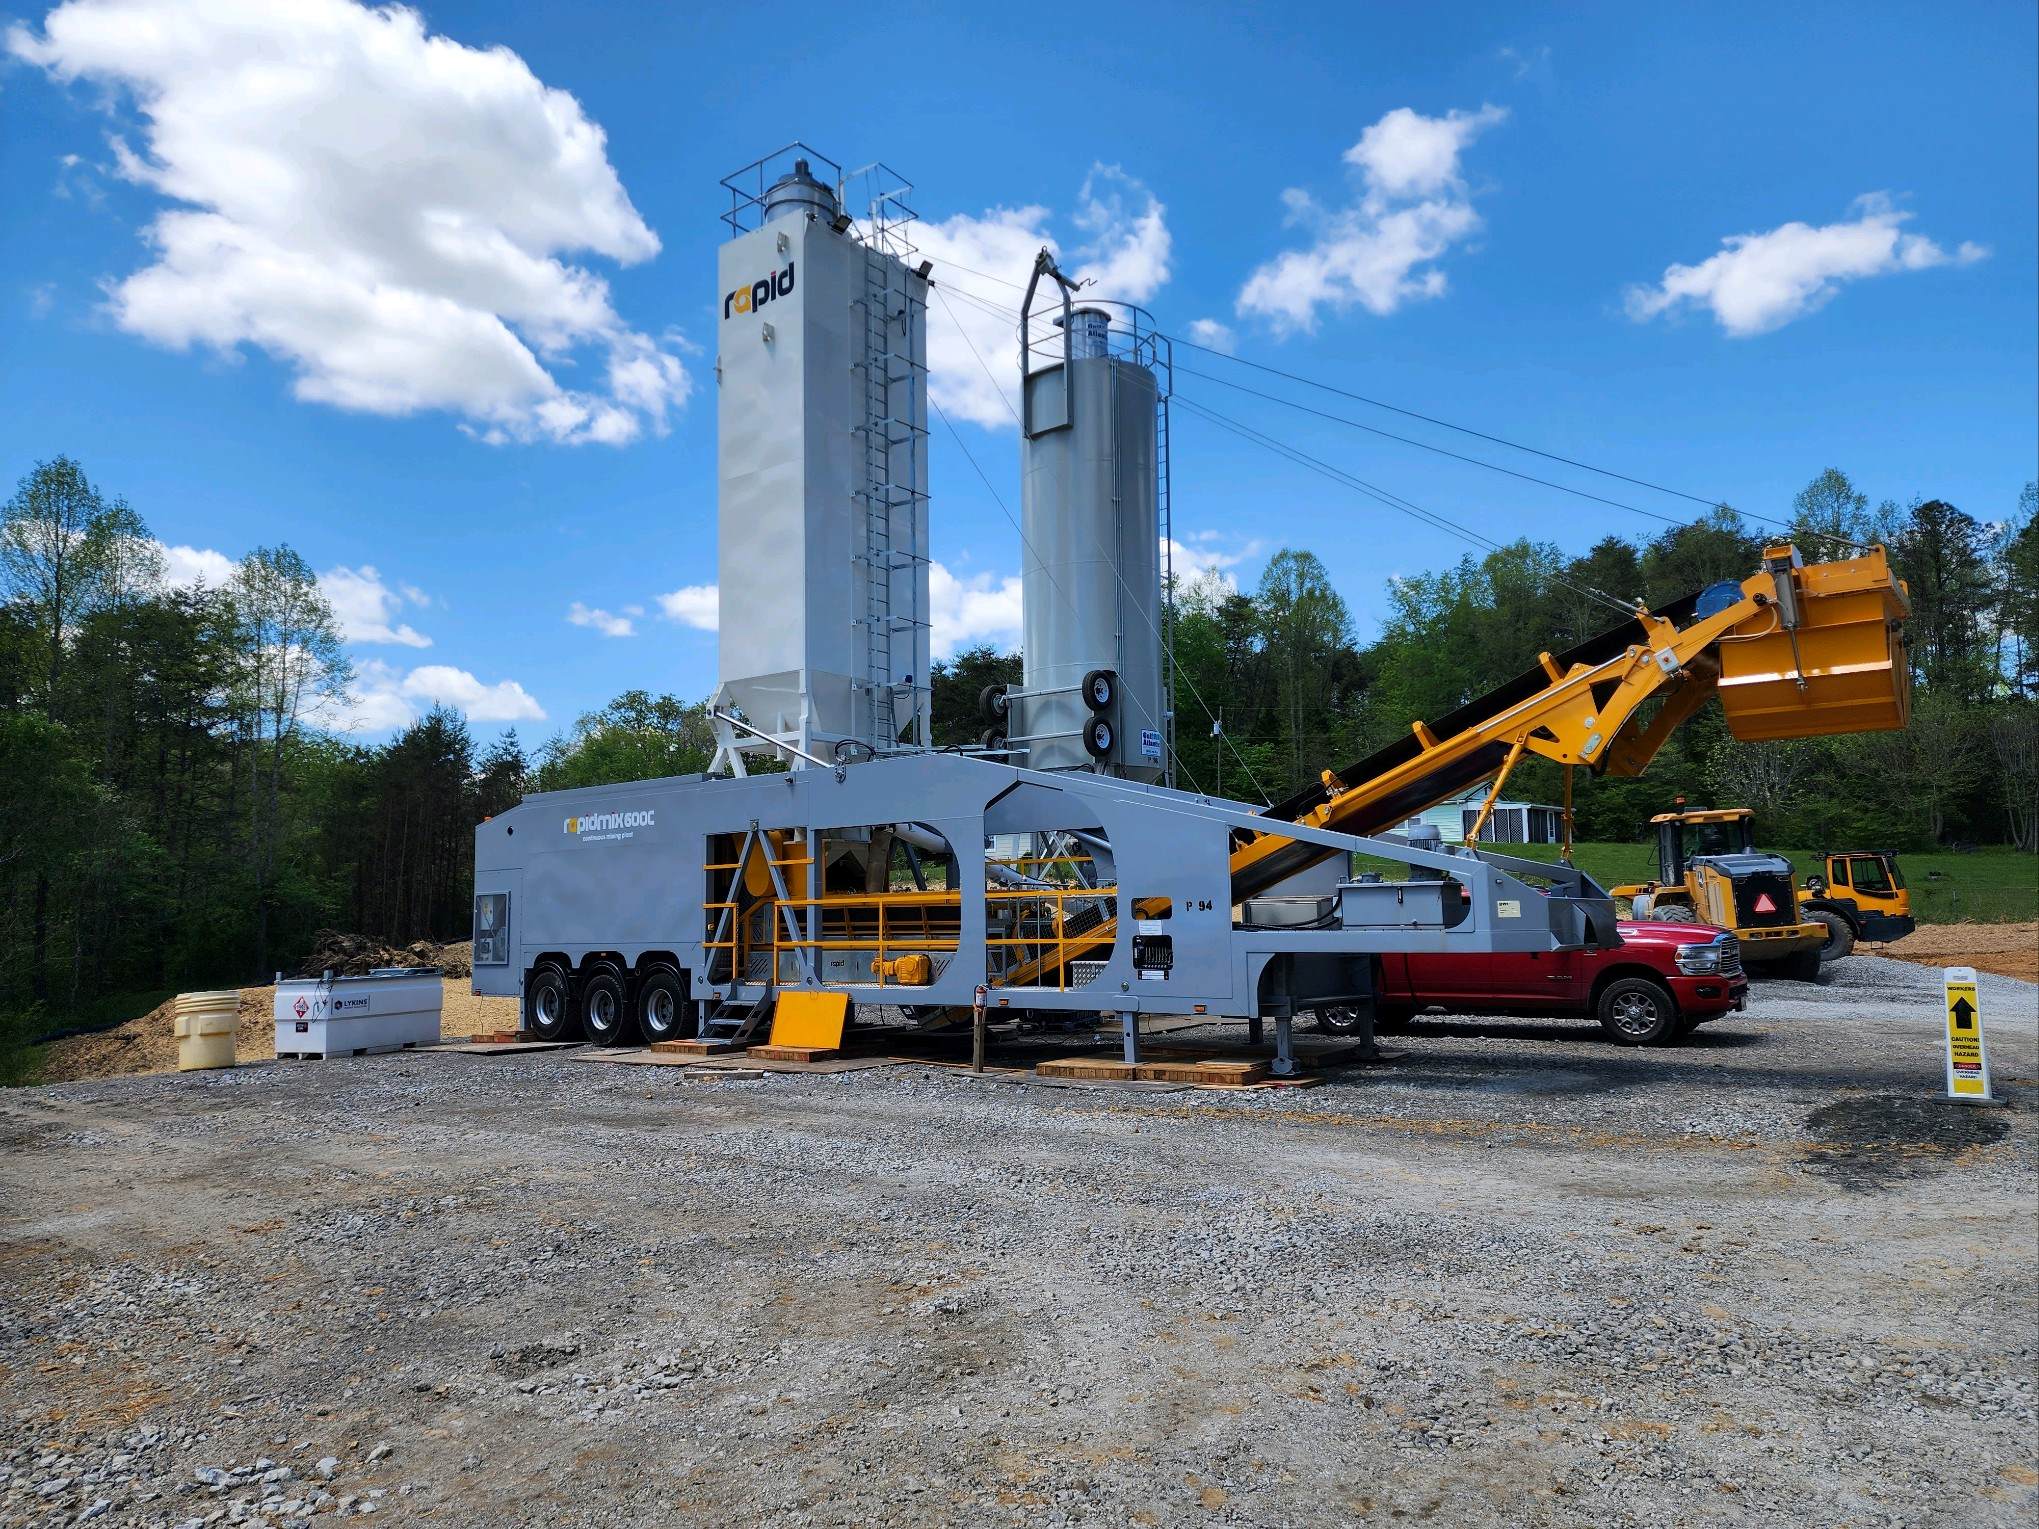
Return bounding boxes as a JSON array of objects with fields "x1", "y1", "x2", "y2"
[{"x1": 1036, "y1": 1056, "x2": 1270, "y2": 1085}]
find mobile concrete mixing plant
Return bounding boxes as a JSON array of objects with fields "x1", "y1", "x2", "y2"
[{"x1": 471, "y1": 144, "x2": 1913, "y2": 1072}]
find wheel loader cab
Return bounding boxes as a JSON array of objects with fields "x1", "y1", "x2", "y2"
[
  {"x1": 1802, "y1": 850, "x2": 1915, "y2": 947},
  {"x1": 1656, "y1": 811, "x2": 1756, "y2": 884}
]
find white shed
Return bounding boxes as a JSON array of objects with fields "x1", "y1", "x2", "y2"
[{"x1": 1406, "y1": 789, "x2": 1566, "y2": 846}]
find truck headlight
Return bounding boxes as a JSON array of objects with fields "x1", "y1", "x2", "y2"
[{"x1": 1676, "y1": 943, "x2": 1722, "y2": 976}]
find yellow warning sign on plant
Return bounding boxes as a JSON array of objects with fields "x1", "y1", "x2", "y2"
[{"x1": 1941, "y1": 966, "x2": 1994, "y2": 1104}]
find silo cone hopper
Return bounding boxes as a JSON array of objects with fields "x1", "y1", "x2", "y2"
[{"x1": 1716, "y1": 545, "x2": 1912, "y2": 741}]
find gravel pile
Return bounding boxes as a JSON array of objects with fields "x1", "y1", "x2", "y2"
[{"x1": 2, "y1": 955, "x2": 2033, "y2": 1526}]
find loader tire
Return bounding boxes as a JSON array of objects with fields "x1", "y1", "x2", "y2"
[
  {"x1": 1808, "y1": 909, "x2": 1855, "y2": 964},
  {"x1": 1778, "y1": 946, "x2": 1824, "y2": 983},
  {"x1": 1650, "y1": 905, "x2": 1699, "y2": 923}
]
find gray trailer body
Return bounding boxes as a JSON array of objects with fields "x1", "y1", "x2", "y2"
[{"x1": 472, "y1": 753, "x2": 1615, "y2": 1034}]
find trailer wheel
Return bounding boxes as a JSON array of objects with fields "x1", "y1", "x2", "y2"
[
  {"x1": 1081, "y1": 669, "x2": 1117, "y2": 712},
  {"x1": 580, "y1": 967, "x2": 627, "y2": 1045},
  {"x1": 1808, "y1": 909, "x2": 1855, "y2": 964},
  {"x1": 978, "y1": 683, "x2": 1009, "y2": 721},
  {"x1": 1597, "y1": 976, "x2": 1677, "y2": 1046},
  {"x1": 635, "y1": 967, "x2": 691, "y2": 1044},
  {"x1": 525, "y1": 964, "x2": 571, "y2": 1041},
  {"x1": 1083, "y1": 717, "x2": 1114, "y2": 759}
]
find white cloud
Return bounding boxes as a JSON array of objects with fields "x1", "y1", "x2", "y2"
[
  {"x1": 915, "y1": 166, "x2": 1172, "y2": 430},
  {"x1": 1165, "y1": 533, "x2": 1264, "y2": 594},
  {"x1": 1238, "y1": 105, "x2": 1506, "y2": 334},
  {"x1": 929, "y1": 561, "x2": 1023, "y2": 658},
  {"x1": 1624, "y1": 192, "x2": 1988, "y2": 337},
  {"x1": 1184, "y1": 318, "x2": 1236, "y2": 354},
  {"x1": 339, "y1": 658, "x2": 547, "y2": 731},
  {"x1": 9, "y1": 0, "x2": 690, "y2": 445},
  {"x1": 154, "y1": 540, "x2": 234, "y2": 588},
  {"x1": 657, "y1": 584, "x2": 719, "y2": 632},
  {"x1": 567, "y1": 600, "x2": 635, "y2": 638},
  {"x1": 319, "y1": 563, "x2": 431, "y2": 647}
]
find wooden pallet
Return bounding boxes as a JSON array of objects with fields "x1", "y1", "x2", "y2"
[
  {"x1": 650, "y1": 1038, "x2": 749, "y2": 1056},
  {"x1": 1035, "y1": 1056, "x2": 1269, "y2": 1086},
  {"x1": 747, "y1": 1044, "x2": 840, "y2": 1063}
]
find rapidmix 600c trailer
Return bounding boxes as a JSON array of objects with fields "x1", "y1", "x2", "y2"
[{"x1": 471, "y1": 145, "x2": 1913, "y2": 1070}]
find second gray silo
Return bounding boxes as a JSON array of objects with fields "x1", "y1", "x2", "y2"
[{"x1": 1016, "y1": 306, "x2": 1167, "y2": 780}]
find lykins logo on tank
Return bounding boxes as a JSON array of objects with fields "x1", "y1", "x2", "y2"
[{"x1": 724, "y1": 261, "x2": 795, "y2": 319}]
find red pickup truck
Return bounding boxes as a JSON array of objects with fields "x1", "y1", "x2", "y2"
[{"x1": 1317, "y1": 921, "x2": 1748, "y2": 1046}]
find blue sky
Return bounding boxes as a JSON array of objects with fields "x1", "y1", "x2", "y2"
[{"x1": 3, "y1": 0, "x2": 2033, "y2": 743}]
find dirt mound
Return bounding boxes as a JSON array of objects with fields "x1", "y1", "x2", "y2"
[
  {"x1": 36, "y1": 978, "x2": 513, "y2": 1084},
  {"x1": 297, "y1": 929, "x2": 471, "y2": 979},
  {"x1": 1869, "y1": 921, "x2": 2036, "y2": 984}
]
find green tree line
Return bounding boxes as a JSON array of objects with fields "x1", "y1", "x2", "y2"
[{"x1": 4, "y1": 455, "x2": 2031, "y2": 1022}]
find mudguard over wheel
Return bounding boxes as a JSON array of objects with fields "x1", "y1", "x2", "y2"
[{"x1": 1597, "y1": 976, "x2": 1679, "y2": 1046}]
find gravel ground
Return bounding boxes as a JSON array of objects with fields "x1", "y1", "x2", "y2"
[{"x1": 2, "y1": 955, "x2": 2034, "y2": 1528}]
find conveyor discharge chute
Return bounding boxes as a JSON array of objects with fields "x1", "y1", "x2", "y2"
[{"x1": 1716, "y1": 547, "x2": 1912, "y2": 741}]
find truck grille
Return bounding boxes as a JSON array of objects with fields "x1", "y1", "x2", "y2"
[
  {"x1": 1732, "y1": 872, "x2": 1798, "y2": 928},
  {"x1": 1717, "y1": 937, "x2": 1743, "y2": 978}
]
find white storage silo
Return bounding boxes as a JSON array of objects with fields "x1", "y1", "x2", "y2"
[
  {"x1": 712, "y1": 149, "x2": 930, "y2": 771},
  {"x1": 1011, "y1": 293, "x2": 1169, "y2": 782}
]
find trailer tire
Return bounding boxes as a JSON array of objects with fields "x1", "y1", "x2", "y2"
[
  {"x1": 1083, "y1": 717, "x2": 1114, "y2": 759},
  {"x1": 1808, "y1": 908, "x2": 1855, "y2": 964},
  {"x1": 1597, "y1": 976, "x2": 1678, "y2": 1046},
  {"x1": 1081, "y1": 669, "x2": 1117, "y2": 712},
  {"x1": 580, "y1": 967, "x2": 627, "y2": 1045},
  {"x1": 525, "y1": 964, "x2": 571, "y2": 1041},
  {"x1": 635, "y1": 967, "x2": 691, "y2": 1044},
  {"x1": 978, "y1": 683, "x2": 1009, "y2": 721}
]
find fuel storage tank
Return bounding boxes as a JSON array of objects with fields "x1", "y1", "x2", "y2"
[
  {"x1": 713, "y1": 148, "x2": 930, "y2": 768},
  {"x1": 1015, "y1": 304, "x2": 1167, "y2": 780}
]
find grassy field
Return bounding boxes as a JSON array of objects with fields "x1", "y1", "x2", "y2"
[{"x1": 1357, "y1": 842, "x2": 2034, "y2": 924}]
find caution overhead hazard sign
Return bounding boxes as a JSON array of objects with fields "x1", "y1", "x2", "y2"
[{"x1": 1942, "y1": 966, "x2": 1994, "y2": 1104}]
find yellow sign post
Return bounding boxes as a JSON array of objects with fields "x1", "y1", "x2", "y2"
[{"x1": 1941, "y1": 966, "x2": 1995, "y2": 1105}]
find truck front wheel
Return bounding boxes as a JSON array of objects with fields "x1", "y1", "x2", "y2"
[
  {"x1": 525, "y1": 965, "x2": 571, "y2": 1041},
  {"x1": 1597, "y1": 977, "x2": 1678, "y2": 1047}
]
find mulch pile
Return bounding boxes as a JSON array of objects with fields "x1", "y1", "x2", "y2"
[{"x1": 297, "y1": 929, "x2": 473, "y2": 979}]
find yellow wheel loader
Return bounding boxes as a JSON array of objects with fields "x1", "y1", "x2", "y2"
[{"x1": 1613, "y1": 807, "x2": 1827, "y2": 980}]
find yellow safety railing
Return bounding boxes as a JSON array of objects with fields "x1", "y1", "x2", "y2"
[
  {"x1": 770, "y1": 890, "x2": 963, "y2": 988},
  {"x1": 986, "y1": 886, "x2": 1118, "y2": 992}
]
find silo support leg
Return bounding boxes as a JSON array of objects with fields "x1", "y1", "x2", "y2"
[
  {"x1": 1272, "y1": 1011, "x2": 1297, "y2": 1078},
  {"x1": 1120, "y1": 1010, "x2": 1140, "y2": 1065}
]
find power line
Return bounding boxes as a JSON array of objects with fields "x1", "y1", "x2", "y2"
[
  {"x1": 1171, "y1": 392, "x2": 1638, "y2": 621},
  {"x1": 1172, "y1": 363, "x2": 1694, "y2": 530},
  {"x1": 1163, "y1": 329, "x2": 1726, "y2": 510},
  {"x1": 930, "y1": 268, "x2": 1866, "y2": 552}
]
